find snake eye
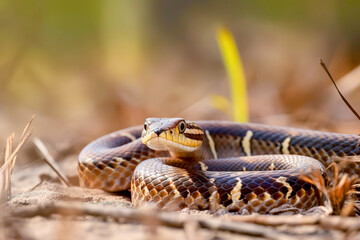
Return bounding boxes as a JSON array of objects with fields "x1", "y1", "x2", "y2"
[
  {"x1": 144, "y1": 123, "x2": 148, "y2": 131},
  {"x1": 178, "y1": 121, "x2": 186, "y2": 133}
]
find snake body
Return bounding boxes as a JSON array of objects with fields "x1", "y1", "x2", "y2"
[{"x1": 78, "y1": 118, "x2": 360, "y2": 214}]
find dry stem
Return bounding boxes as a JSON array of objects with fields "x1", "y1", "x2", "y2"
[
  {"x1": 0, "y1": 115, "x2": 34, "y2": 204},
  {"x1": 33, "y1": 137, "x2": 71, "y2": 187}
]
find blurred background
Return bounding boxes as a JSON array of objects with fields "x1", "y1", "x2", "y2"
[{"x1": 1, "y1": 0, "x2": 360, "y2": 151}]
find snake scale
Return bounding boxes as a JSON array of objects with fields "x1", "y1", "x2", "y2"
[{"x1": 78, "y1": 118, "x2": 360, "y2": 214}]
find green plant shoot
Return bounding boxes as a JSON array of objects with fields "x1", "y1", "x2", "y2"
[{"x1": 216, "y1": 26, "x2": 249, "y2": 122}]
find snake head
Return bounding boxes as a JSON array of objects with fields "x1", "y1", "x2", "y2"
[{"x1": 141, "y1": 118, "x2": 204, "y2": 153}]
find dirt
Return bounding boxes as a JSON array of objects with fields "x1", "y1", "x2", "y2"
[{"x1": 1, "y1": 144, "x2": 359, "y2": 240}]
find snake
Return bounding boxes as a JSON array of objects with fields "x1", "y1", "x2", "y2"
[{"x1": 78, "y1": 118, "x2": 360, "y2": 214}]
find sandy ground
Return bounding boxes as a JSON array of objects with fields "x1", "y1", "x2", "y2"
[{"x1": 1, "y1": 141, "x2": 360, "y2": 240}]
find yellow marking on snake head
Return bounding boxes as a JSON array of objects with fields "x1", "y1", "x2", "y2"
[{"x1": 141, "y1": 118, "x2": 204, "y2": 153}]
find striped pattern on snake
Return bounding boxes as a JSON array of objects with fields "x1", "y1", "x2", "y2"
[{"x1": 78, "y1": 118, "x2": 360, "y2": 214}]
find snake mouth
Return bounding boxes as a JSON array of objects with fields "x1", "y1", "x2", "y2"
[
  {"x1": 142, "y1": 130, "x2": 200, "y2": 152},
  {"x1": 146, "y1": 136, "x2": 199, "y2": 152}
]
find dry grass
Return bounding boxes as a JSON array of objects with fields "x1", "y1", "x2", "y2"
[
  {"x1": 0, "y1": 115, "x2": 34, "y2": 204},
  {"x1": 302, "y1": 158, "x2": 360, "y2": 216}
]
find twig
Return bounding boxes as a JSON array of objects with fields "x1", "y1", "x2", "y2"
[
  {"x1": 33, "y1": 138, "x2": 71, "y2": 187},
  {"x1": 7, "y1": 201, "x2": 360, "y2": 237},
  {"x1": 6, "y1": 201, "x2": 288, "y2": 239},
  {"x1": 6, "y1": 201, "x2": 360, "y2": 240},
  {"x1": 320, "y1": 58, "x2": 360, "y2": 121}
]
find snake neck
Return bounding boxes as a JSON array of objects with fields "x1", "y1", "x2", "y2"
[{"x1": 169, "y1": 143, "x2": 212, "y2": 163}]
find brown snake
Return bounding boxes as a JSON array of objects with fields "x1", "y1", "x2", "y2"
[{"x1": 78, "y1": 118, "x2": 360, "y2": 214}]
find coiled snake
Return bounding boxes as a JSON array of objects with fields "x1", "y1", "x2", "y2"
[{"x1": 78, "y1": 118, "x2": 360, "y2": 214}]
